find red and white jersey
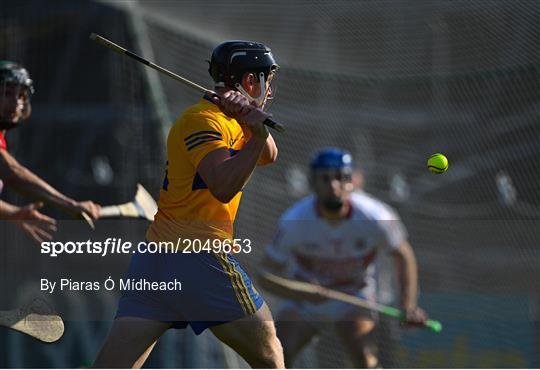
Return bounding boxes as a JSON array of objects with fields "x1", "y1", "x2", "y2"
[
  {"x1": 0, "y1": 132, "x2": 5, "y2": 194},
  {"x1": 0, "y1": 131, "x2": 6, "y2": 151},
  {"x1": 265, "y1": 192, "x2": 407, "y2": 293}
]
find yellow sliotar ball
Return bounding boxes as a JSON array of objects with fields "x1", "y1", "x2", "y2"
[{"x1": 427, "y1": 153, "x2": 448, "y2": 174}]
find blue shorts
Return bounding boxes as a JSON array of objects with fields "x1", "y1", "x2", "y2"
[{"x1": 116, "y1": 250, "x2": 264, "y2": 335}]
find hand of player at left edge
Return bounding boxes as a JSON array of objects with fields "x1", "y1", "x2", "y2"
[
  {"x1": 73, "y1": 200, "x2": 101, "y2": 221},
  {"x1": 12, "y1": 202, "x2": 57, "y2": 244}
]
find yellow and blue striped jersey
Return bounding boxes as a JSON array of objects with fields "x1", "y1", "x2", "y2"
[{"x1": 146, "y1": 98, "x2": 246, "y2": 242}]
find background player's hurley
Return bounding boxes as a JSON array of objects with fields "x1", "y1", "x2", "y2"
[
  {"x1": 261, "y1": 271, "x2": 442, "y2": 333},
  {"x1": 89, "y1": 33, "x2": 285, "y2": 133},
  {"x1": 99, "y1": 184, "x2": 157, "y2": 221},
  {"x1": 0, "y1": 298, "x2": 64, "y2": 343}
]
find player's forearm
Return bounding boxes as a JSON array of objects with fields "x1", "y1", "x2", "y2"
[
  {"x1": 394, "y1": 242, "x2": 419, "y2": 309},
  {"x1": 0, "y1": 200, "x2": 19, "y2": 220},
  {"x1": 0, "y1": 152, "x2": 76, "y2": 212},
  {"x1": 257, "y1": 133, "x2": 278, "y2": 165},
  {"x1": 210, "y1": 136, "x2": 267, "y2": 203},
  {"x1": 399, "y1": 264, "x2": 419, "y2": 310},
  {"x1": 241, "y1": 126, "x2": 278, "y2": 165}
]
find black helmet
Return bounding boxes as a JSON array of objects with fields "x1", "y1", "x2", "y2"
[
  {"x1": 208, "y1": 40, "x2": 278, "y2": 88},
  {"x1": 0, "y1": 61, "x2": 34, "y2": 95},
  {"x1": 0, "y1": 61, "x2": 34, "y2": 129}
]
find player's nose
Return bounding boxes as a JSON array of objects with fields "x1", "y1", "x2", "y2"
[{"x1": 330, "y1": 179, "x2": 341, "y2": 193}]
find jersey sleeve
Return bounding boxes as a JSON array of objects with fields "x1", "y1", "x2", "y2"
[
  {"x1": 264, "y1": 217, "x2": 297, "y2": 267},
  {"x1": 378, "y1": 209, "x2": 408, "y2": 251},
  {"x1": 0, "y1": 132, "x2": 7, "y2": 151},
  {"x1": 181, "y1": 113, "x2": 230, "y2": 169}
]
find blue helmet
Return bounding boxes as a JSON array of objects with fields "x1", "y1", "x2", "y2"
[{"x1": 310, "y1": 147, "x2": 353, "y2": 172}]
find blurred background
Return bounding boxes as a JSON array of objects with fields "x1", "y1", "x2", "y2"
[{"x1": 0, "y1": 0, "x2": 539, "y2": 367}]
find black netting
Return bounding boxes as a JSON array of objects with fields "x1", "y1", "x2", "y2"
[{"x1": 0, "y1": 0, "x2": 538, "y2": 367}]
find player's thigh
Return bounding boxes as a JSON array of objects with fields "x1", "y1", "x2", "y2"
[
  {"x1": 275, "y1": 303, "x2": 318, "y2": 359},
  {"x1": 210, "y1": 303, "x2": 284, "y2": 367},
  {"x1": 93, "y1": 317, "x2": 171, "y2": 368},
  {"x1": 335, "y1": 314, "x2": 378, "y2": 368},
  {"x1": 334, "y1": 314, "x2": 376, "y2": 341}
]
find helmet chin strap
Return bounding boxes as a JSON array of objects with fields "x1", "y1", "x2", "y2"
[
  {"x1": 322, "y1": 197, "x2": 344, "y2": 212},
  {"x1": 234, "y1": 72, "x2": 267, "y2": 108}
]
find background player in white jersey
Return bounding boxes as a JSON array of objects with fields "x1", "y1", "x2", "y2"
[{"x1": 260, "y1": 147, "x2": 427, "y2": 368}]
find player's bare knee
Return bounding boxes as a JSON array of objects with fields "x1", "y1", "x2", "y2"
[
  {"x1": 336, "y1": 318, "x2": 375, "y2": 339},
  {"x1": 257, "y1": 337, "x2": 284, "y2": 368},
  {"x1": 274, "y1": 337, "x2": 285, "y2": 369},
  {"x1": 254, "y1": 327, "x2": 284, "y2": 368},
  {"x1": 258, "y1": 355, "x2": 284, "y2": 369},
  {"x1": 271, "y1": 335, "x2": 284, "y2": 361}
]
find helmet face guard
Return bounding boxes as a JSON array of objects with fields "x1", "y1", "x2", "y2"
[
  {"x1": 234, "y1": 69, "x2": 277, "y2": 108},
  {"x1": 208, "y1": 41, "x2": 279, "y2": 108},
  {"x1": 0, "y1": 61, "x2": 34, "y2": 129}
]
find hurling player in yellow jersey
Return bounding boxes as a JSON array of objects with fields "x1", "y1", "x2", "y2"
[{"x1": 94, "y1": 41, "x2": 284, "y2": 368}]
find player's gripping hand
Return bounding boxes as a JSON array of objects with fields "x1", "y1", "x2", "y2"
[
  {"x1": 72, "y1": 200, "x2": 101, "y2": 221},
  {"x1": 401, "y1": 306, "x2": 428, "y2": 327},
  {"x1": 238, "y1": 105, "x2": 270, "y2": 139},
  {"x1": 213, "y1": 90, "x2": 251, "y2": 116},
  {"x1": 12, "y1": 202, "x2": 57, "y2": 244},
  {"x1": 212, "y1": 91, "x2": 270, "y2": 139}
]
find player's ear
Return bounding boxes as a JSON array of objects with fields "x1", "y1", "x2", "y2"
[
  {"x1": 241, "y1": 72, "x2": 255, "y2": 91},
  {"x1": 21, "y1": 98, "x2": 31, "y2": 120},
  {"x1": 352, "y1": 170, "x2": 364, "y2": 190}
]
